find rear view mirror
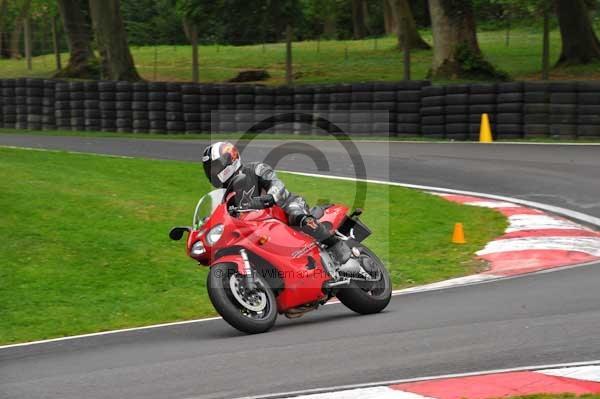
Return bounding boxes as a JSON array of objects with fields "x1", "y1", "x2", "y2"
[{"x1": 169, "y1": 226, "x2": 191, "y2": 241}]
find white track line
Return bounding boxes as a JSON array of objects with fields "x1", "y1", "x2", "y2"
[
  {"x1": 476, "y1": 236, "x2": 600, "y2": 256},
  {"x1": 275, "y1": 387, "x2": 431, "y2": 399},
  {"x1": 505, "y1": 214, "x2": 592, "y2": 232},
  {"x1": 234, "y1": 360, "x2": 600, "y2": 399},
  {"x1": 537, "y1": 365, "x2": 600, "y2": 382},
  {"x1": 0, "y1": 144, "x2": 135, "y2": 159}
]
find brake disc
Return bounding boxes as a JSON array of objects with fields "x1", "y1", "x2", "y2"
[{"x1": 229, "y1": 274, "x2": 267, "y2": 312}]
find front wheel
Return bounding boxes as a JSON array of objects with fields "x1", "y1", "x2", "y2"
[
  {"x1": 207, "y1": 263, "x2": 277, "y2": 334},
  {"x1": 336, "y1": 243, "x2": 392, "y2": 314}
]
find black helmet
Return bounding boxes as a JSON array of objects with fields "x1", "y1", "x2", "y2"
[{"x1": 202, "y1": 142, "x2": 242, "y2": 187}]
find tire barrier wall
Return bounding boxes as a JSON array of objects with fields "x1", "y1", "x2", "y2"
[{"x1": 1, "y1": 78, "x2": 599, "y2": 139}]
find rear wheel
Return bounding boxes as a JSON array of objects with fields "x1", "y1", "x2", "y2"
[
  {"x1": 207, "y1": 263, "x2": 277, "y2": 334},
  {"x1": 336, "y1": 243, "x2": 392, "y2": 314}
]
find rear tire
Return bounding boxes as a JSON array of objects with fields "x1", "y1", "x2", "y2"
[
  {"x1": 336, "y1": 243, "x2": 392, "y2": 315},
  {"x1": 207, "y1": 263, "x2": 277, "y2": 334}
]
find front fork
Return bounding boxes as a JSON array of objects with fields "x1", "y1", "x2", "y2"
[{"x1": 239, "y1": 249, "x2": 257, "y2": 291}]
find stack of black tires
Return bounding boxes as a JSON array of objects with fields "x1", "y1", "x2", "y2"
[
  {"x1": 0, "y1": 80, "x2": 16, "y2": 129},
  {"x1": 234, "y1": 85, "x2": 255, "y2": 134},
  {"x1": 15, "y1": 78, "x2": 28, "y2": 130},
  {"x1": 327, "y1": 84, "x2": 350, "y2": 135},
  {"x1": 166, "y1": 83, "x2": 184, "y2": 133},
  {"x1": 132, "y1": 82, "x2": 149, "y2": 133},
  {"x1": 444, "y1": 84, "x2": 469, "y2": 140},
  {"x1": 84, "y1": 81, "x2": 100, "y2": 132},
  {"x1": 293, "y1": 85, "x2": 315, "y2": 134},
  {"x1": 115, "y1": 82, "x2": 133, "y2": 133},
  {"x1": 273, "y1": 86, "x2": 293, "y2": 134},
  {"x1": 577, "y1": 82, "x2": 600, "y2": 138},
  {"x1": 308, "y1": 85, "x2": 328, "y2": 134},
  {"x1": 25, "y1": 79, "x2": 44, "y2": 130},
  {"x1": 469, "y1": 84, "x2": 496, "y2": 140},
  {"x1": 421, "y1": 85, "x2": 445, "y2": 138},
  {"x1": 218, "y1": 85, "x2": 236, "y2": 133},
  {"x1": 98, "y1": 81, "x2": 116, "y2": 132},
  {"x1": 523, "y1": 82, "x2": 550, "y2": 138},
  {"x1": 550, "y1": 82, "x2": 577, "y2": 139},
  {"x1": 148, "y1": 82, "x2": 167, "y2": 134},
  {"x1": 55, "y1": 81, "x2": 70, "y2": 130},
  {"x1": 496, "y1": 82, "x2": 524, "y2": 139},
  {"x1": 69, "y1": 82, "x2": 85, "y2": 131},
  {"x1": 41, "y1": 80, "x2": 56, "y2": 131},
  {"x1": 395, "y1": 83, "x2": 422, "y2": 137},
  {"x1": 350, "y1": 83, "x2": 373, "y2": 135}
]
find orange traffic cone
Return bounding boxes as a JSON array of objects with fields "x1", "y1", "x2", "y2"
[
  {"x1": 479, "y1": 113, "x2": 493, "y2": 143},
  {"x1": 452, "y1": 223, "x2": 466, "y2": 244}
]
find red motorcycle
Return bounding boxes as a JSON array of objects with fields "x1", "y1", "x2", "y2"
[{"x1": 169, "y1": 174, "x2": 391, "y2": 334}]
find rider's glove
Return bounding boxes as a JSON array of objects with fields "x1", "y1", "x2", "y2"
[{"x1": 249, "y1": 194, "x2": 275, "y2": 209}]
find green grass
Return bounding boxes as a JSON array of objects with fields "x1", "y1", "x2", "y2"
[
  {"x1": 0, "y1": 147, "x2": 505, "y2": 344},
  {"x1": 2, "y1": 28, "x2": 599, "y2": 84}
]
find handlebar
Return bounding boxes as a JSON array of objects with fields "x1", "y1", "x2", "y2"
[{"x1": 229, "y1": 206, "x2": 260, "y2": 213}]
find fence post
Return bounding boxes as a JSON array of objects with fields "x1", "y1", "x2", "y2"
[
  {"x1": 24, "y1": 16, "x2": 32, "y2": 70},
  {"x1": 190, "y1": 25, "x2": 199, "y2": 83},
  {"x1": 542, "y1": 6, "x2": 550, "y2": 81},
  {"x1": 285, "y1": 24, "x2": 293, "y2": 85},
  {"x1": 153, "y1": 41, "x2": 158, "y2": 81},
  {"x1": 402, "y1": 17, "x2": 411, "y2": 81},
  {"x1": 51, "y1": 16, "x2": 62, "y2": 70}
]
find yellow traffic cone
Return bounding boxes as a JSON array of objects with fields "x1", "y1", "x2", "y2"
[
  {"x1": 452, "y1": 223, "x2": 466, "y2": 244},
  {"x1": 479, "y1": 113, "x2": 493, "y2": 143}
]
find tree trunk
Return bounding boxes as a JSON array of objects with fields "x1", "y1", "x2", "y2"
[
  {"x1": 555, "y1": 0, "x2": 600, "y2": 65},
  {"x1": 183, "y1": 18, "x2": 199, "y2": 83},
  {"x1": 55, "y1": 0, "x2": 97, "y2": 78},
  {"x1": 323, "y1": 15, "x2": 337, "y2": 39},
  {"x1": 428, "y1": 0, "x2": 504, "y2": 79},
  {"x1": 285, "y1": 24, "x2": 293, "y2": 85},
  {"x1": 89, "y1": 0, "x2": 141, "y2": 81},
  {"x1": 51, "y1": 16, "x2": 62, "y2": 71},
  {"x1": 24, "y1": 15, "x2": 32, "y2": 70},
  {"x1": 352, "y1": 0, "x2": 369, "y2": 39},
  {"x1": 388, "y1": 0, "x2": 430, "y2": 50},
  {"x1": 0, "y1": 0, "x2": 8, "y2": 58},
  {"x1": 542, "y1": 4, "x2": 550, "y2": 80},
  {"x1": 384, "y1": 0, "x2": 396, "y2": 34},
  {"x1": 9, "y1": 0, "x2": 32, "y2": 59}
]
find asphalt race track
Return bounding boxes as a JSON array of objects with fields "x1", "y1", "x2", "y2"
[{"x1": 1, "y1": 135, "x2": 600, "y2": 399}]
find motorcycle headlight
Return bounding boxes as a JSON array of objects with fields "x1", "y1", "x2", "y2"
[
  {"x1": 206, "y1": 224, "x2": 224, "y2": 246},
  {"x1": 191, "y1": 241, "x2": 206, "y2": 256}
]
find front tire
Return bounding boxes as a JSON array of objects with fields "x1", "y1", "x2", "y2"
[
  {"x1": 207, "y1": 263, "x2": 277, "y2": 334},
  {"x1": 336, "y1": 243, "x2": 392, "y2": 314}
]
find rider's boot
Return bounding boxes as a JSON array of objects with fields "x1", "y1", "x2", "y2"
[{"x1": 300, "y1": 216, "x2": 351, "y2": 264}]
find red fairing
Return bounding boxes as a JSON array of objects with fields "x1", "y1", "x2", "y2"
[
  {"x1": 319, "y1": 205, "x2": 349, "y2": 230},
  {"x1": 186, "y1": 203, "x2": 335, "y2": 312}
]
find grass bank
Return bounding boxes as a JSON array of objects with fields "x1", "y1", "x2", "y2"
[
  {"x1": 0, "y1": 147, "x2": 505, "y2": 344},
  {"x1": 1, "y1": 28, "x2": 599, "y2": 84}
]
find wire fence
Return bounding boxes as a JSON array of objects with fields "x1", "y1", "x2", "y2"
[{"x1": 0, "y1": 27, "x2": 567, "y2": 84}]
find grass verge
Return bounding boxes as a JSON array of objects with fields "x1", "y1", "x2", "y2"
[{"x1": 0, "y1": 147, "x2": 506, "y2": 344}]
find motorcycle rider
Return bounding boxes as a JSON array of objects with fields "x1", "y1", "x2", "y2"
[{"x1": 202, "y1": 141, "x2": 351, "y2": 263}]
